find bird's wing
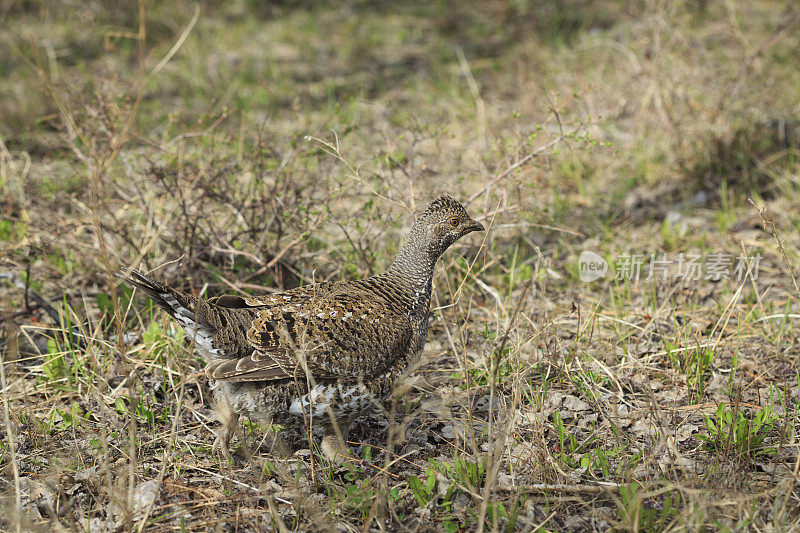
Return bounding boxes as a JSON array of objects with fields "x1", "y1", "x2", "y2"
[
  {"x1": 208, "y1": 282, "x2": 336, "y2": 309},
  {"x1": 205, "y1": 291, "x2": 412, "y2": 383}
]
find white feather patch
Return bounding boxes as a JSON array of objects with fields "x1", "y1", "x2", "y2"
[
  {"x1": 289, "y1": 384, "x2": 335, "y2": 417},
  {"x1": 288, "y1": 383, "x2": 371, "y2": 418},
  {"x1": 175, "y1": 315, "x2": 222, "y2": 359}
]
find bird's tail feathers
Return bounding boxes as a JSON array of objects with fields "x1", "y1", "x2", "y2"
[
  {"x1": 118, "y1": 269, "x2": 197, "y2": 322},
  {"x1": 118, "y1": 269, "x2": 221, "y2": 359}
]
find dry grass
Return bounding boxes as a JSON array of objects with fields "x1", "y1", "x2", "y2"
[{"x1": 2, "y1": 0, "x2": 800, "y2": 531}]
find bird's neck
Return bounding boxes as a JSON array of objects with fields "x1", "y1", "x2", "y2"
[{"x1": 385, "y1": 231, "x2": 439, "y2": 313}]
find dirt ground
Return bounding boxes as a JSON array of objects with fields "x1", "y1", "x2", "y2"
[{"x1": 2, "y1": 1, "x2": 800, "y2": 531}]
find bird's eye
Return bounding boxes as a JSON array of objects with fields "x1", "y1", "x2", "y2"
[{"x1": 449, "y1": 217, "x2": 460, "y2": 227}]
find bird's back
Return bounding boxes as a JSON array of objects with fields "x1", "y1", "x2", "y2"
[{"x1": 123, "y1": 270, "x2": 418, "y2": 386}]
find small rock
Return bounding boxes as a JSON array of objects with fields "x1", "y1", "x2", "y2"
[
  {"x1": 496, "y1": 473, "x2": 515, "y2": 490},
  {"x1": 677, "y1": 423, "x2": 699, "y2": 441},
  {"x1": 441, "y1": 424, "x2": 454, "y2": 439},
  {"x1": 562, "y1": 395, "x2": 591, "y2": 411},
  {"x1": 475, "y1": 395, "x2": 502, "y2": 412},
  {"x1": 131, "y1": 480, "x2": 160, "y2": 521}
]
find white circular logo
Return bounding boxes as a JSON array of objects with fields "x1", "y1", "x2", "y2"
[{"x1": 578, "y1": 251, "x2": 608, "y2": 282}]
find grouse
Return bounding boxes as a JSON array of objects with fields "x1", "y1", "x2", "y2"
[{"x1": 121, "y1": 195, "x2": 484, "y2": 459}]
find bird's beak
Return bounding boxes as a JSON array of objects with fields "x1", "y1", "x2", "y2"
[{"x1": 466, "y1": 219, "x2": 485, "y2": 233}]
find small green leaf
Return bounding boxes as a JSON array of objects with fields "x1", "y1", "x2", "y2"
[
  {"x1": 426, "y1": 469, "x2": 436, "y2": 494},
  {"x1": 408, "y1": 476, "x2": 428, "y2": 507},
  {"x1": 115, "y1": 397, "x2": 127, "y2": 414},
  {"x1": 704, "y1": 416, "x2": 717, "y2": 434}
]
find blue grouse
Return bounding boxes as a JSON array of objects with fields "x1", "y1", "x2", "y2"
[{"x1": 121, "y1": 195, "x2": 484, "y2": 459}]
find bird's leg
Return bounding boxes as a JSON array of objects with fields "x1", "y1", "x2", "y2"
[
  {"x1": 320, "y1": 422, "x2": 353, "y2": 463},
  {"x1": 212, "y1": 416, "x2": 236, "y2": 465},
  {"x1": 213, "y1": 397, "x2": 250, "y2": 462},
  {"x1": 235, "y1": 418, "x2": 252, "y2": 459}
]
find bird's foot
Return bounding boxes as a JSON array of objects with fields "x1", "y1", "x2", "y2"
[
  {"x1": 212, "y1": 395, "x2": 255, "y2": 463},
  {"x1": 321, "y1": 433, "x2": 356, "y2": 464},
  {"x1": 213, "y1": 433, "x2": 235, "y2": 466}
]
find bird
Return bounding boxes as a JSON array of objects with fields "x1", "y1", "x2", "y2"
[{"x1": 120, "y1": 195, "x2": 484, "y2": 460}]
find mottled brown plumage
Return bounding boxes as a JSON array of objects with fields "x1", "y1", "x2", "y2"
[{"x1": 121, "y1": 195, "x2": 483, "y2": 459}]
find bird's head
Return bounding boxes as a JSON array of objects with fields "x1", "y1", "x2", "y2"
[{"x1": 414, "y1": 194, "x2": 484, "y2": 256}]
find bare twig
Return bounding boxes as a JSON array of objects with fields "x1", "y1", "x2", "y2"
[
  {"x1": 0, "y1": 349, "x2": 21, "y2": 533},
  {"x1": 466, "y1": 126, "x2": 587, "y2": 206},
  {"x1": 749, "y1": 199, "x2": 800, "y2": 296},
  {"x1": 711, "y1": 10, "x2": 800, "y2": 122}
]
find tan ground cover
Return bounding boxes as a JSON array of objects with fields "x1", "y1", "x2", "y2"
[{"x1": 2, "y1": 1, "x2": 800, "y2": 530}]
